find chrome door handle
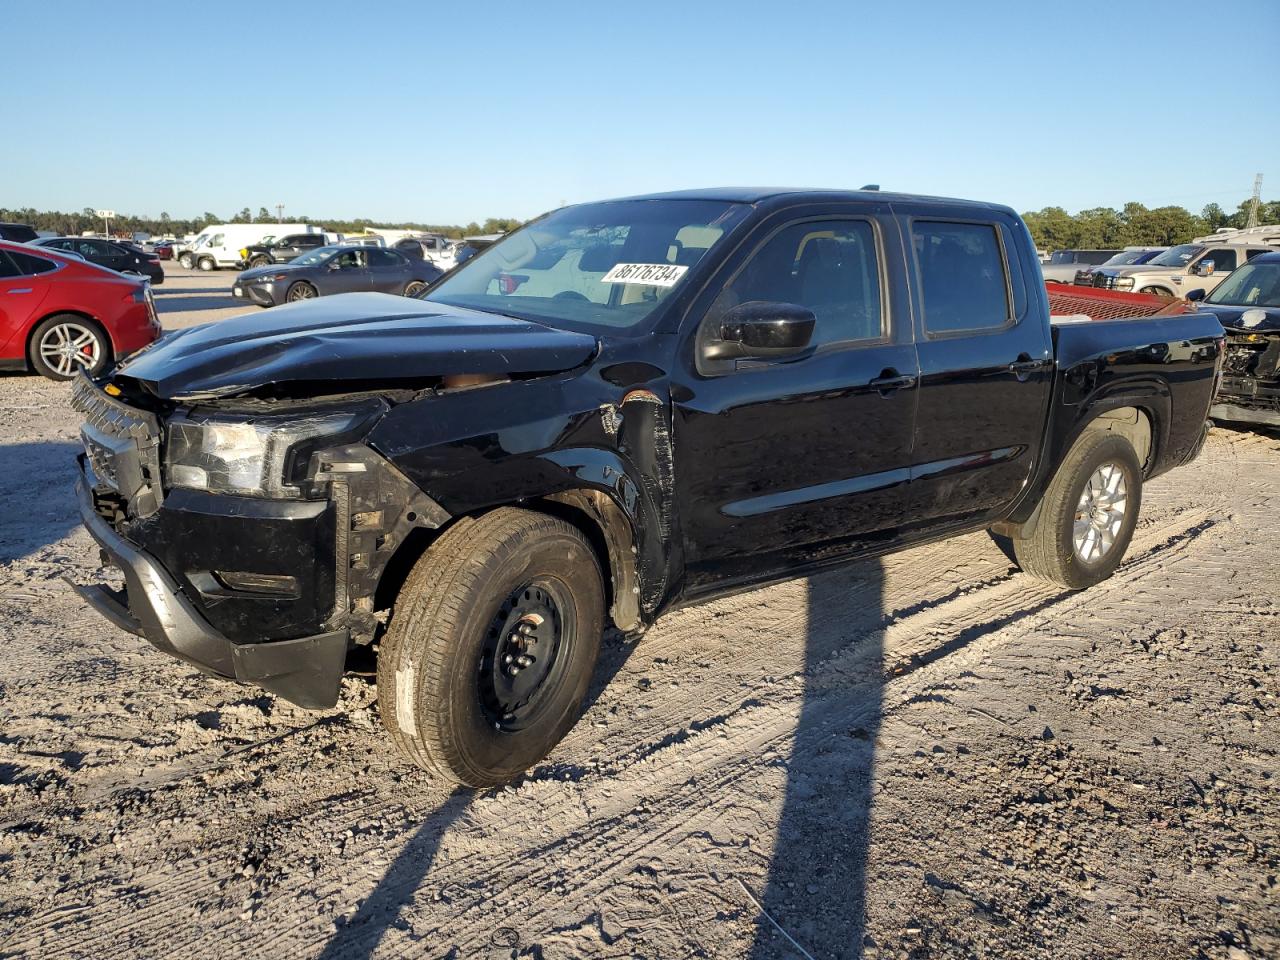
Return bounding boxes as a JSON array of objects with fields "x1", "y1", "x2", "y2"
[
  {"x1": 6, "y1": 288, "x2": 33, "y2": 294},
  {"x1": 1009, "y1": 358, "x2": 1050, "y2": 381}
]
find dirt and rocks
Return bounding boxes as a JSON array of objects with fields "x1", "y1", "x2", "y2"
[{"x1": 1, "y1": 266, "x2": 1277, "y2": 959}]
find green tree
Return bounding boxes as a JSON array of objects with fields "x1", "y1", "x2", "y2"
[{"x1": 257, "y1": 207, "x2": 272, "y2": 223}]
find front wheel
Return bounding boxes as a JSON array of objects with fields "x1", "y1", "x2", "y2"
[
  {"x1": 377, "y1": 508, "x2": 604, "y2": 787},
  {"x1": 998, "y1": 432, "x2": 1142, "y2": 590},
  {"x1": 178, "y1": 253, "x2": 194, "y2": 269},
  {"x1": 1138, "y1": 285, "x2": 1170, "y2": 296},
  {"x1": 250, "y1": 256, "x2": 271, "y2": 269},
  {"x1": 286, "y1": 281, "x2": 317, "y2": 302},
  {"x1": 29, "y1": 314, "x2": 110, "y2": 380},
  {"x1": 403, "y1": 280, "x2": 427, "y2": 297}
]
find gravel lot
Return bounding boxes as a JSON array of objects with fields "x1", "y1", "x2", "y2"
[{"x1": 1, "y1": 263, "x2": 1277, "y2": 959}]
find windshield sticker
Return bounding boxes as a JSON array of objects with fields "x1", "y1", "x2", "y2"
[{"x1": 600, "y1": 263, "x2": 688, "y2": 287}]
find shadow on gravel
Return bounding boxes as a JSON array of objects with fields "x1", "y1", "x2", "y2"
[
  {"x1": 0, "y1": 441, "x2": 83, "y2": 562},
  {"x1": 153, "y1": 294, "x2": 237, "y2": 314},
  {"x1": 316, "y1": 789, "x2": 471, "y2": 960},
  {"x1": 751, "y1": 559, "x2": 886, "y2": 960}
]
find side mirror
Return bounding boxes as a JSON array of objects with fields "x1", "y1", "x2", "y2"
[
  {"x1": 704, "y1": 301, "x2": 816, "y2": 362},
  {"x1": 1185, "y1": 288, "x2": 1206, "y2": 302},
  {"x1": 1191, "y1": 260, "x2": 1215, "y2": 277}
]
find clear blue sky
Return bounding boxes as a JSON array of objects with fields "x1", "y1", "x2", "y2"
[{"x1": 4, "y1": 0, "x2": 1276, "y2": 225}]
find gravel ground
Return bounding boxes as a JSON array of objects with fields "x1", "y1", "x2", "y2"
[{"x1": 1, "y1": 265, "x2": 1277, "y2": 959}]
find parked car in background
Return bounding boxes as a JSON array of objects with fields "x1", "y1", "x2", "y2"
[
  {"x1": 0, "y1": 239, "x2": 161, "y2": 380},
  {"x1": 452, "y1": 233, "x2": 502, "y2": 267},
  {"x1": 153, "y1": 240, "x2": 177, "y2": 261},
  {"x1": 238, "y1": 233, "x2": 329, "y2": 268},
  {"x1": 231, "y1": 244, "x2": 443, "y2": 306},
  {"x1": 338, "y1": 236, "x2": 386, "y2": 248},
  {"x1": 34, "y1": 237, "x2": 164, "y2": 285},
  {"x1": 180, "y1": 223, "x2": 324, "y2": 270},
  {"x1": 0, "y1": 222, "x2": 39, "y2": 243},
  {"x1": 1040, "y1": 249, "x2": 1123, "y2": 283},
  {"x1": 394, "y1": 233, "x2": 456, "y2": 269},
  {"x1": 1088, "y1": 240, "x2": 1277, "y2": 297},
  {"x1": 1186, "y1": 251, "x2": 1280, "y2": 428},
  {"x1": 1072, "y1": 248, "x2": 1165, "y2": 285},
  {"x1": 69, "y1": 188, "x2": 1224, "y2": 787}
]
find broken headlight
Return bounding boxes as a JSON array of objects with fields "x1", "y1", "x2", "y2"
[{"x1": 165, "y1": 400, "x2": 385, "y2": 498}]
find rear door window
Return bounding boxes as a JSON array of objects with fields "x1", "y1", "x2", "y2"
[
  {"x1": 8, "y1": 251, "x2": 58, "y2": 275},
  {"x1": 911, "y1": 220, "x2": 1012, "y2": 334}
]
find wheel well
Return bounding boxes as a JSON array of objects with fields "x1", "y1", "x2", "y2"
[
  {"x1": 1082, "y1": 406, "x2": 1153, "y2": 472},
  {"x1": 371, "y1": 491, "x2": 641, "y2": 637},
  {"x1": 24, "y1": 311, "x2": 113, "y2": 365}
]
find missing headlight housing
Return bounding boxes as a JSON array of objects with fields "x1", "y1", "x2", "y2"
[{"x1": 165, "y1": 399, "x2": 386, "y2": 498}]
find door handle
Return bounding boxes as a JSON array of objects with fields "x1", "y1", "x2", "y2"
[
  {"x1": 868, "y1": 372, "x2": 917, "y2": 394},
  {"x1": 6, "y1": 288, "x2": 33, "y2": 294},
  {"x1": 1009, "y1": 356, "x2": 1051, "y2": 381}
]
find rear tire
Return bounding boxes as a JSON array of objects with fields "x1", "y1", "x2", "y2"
[
  {"x1": 376, "y1": 508, "x2": 604, "y2": 788},
  {"x1": 1000, "y1": 432, "x2": 1142, "y2": 590},
  {"x1": 403, "y1": 280, "x2": 427, "y2": 297},
  {"x1": 197, "y1": 256, "x2": 216, "y2": 272},
  {"x1": 28, "y1": 314, "x2": 111, "y2": 380}
]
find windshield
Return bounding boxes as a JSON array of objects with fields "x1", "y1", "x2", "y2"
[
  {"x1": 1149, "y1": 244, "x2": 1201, "y2": 267},
  {"x1": 260, "y1": 235, "x2": 277, "y2": 247},
  {"x1": 1103, "y1": 250, "x2": 1156, "y2": 266},
  {"x1": 291, "y1": 245, "x2": 341, "y2": 266},
  {"x1": 1206, "y1": 262, "x2": 1280, "y2": 307},
  {"x1": 424, "y1": 199, "x2": 751, "y2": 334}
]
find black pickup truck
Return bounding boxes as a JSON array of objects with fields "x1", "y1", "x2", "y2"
[
  {"x1": 69, "y1": 189, "x2": 1224, "y2": 787},
  {"x1": 237, "y1": 232, "x2": 328, "y2": 269}
]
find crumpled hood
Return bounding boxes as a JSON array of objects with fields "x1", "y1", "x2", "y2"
[
  {"x1": 114, "y1": 293, "x2": 599, "y2": 399},
  {"x1": 1201, "y1": 304, "x2": 1280, "y2": 332}
]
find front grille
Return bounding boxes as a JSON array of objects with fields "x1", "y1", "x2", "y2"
[{"x1": 71, "y1": 375, "x2": 164, "y2": 514}]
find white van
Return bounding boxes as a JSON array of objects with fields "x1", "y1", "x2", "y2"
[{"x1": 179, "y1": 223, "x2": 324, "y2": 270}]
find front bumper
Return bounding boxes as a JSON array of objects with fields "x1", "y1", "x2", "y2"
[
  {"x1": 232, "y1": 281, "x2": 279, "y2": 306},
  {"x1": 72, "y1": 462, "x2": 348, "y2": 708}
]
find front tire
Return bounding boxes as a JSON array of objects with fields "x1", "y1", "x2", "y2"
[
  {"x1": 1139, "y1": 285, "x2": 1171, "y2": 296},
  {"x1": 250, "y1": 256, "x2": 271, "y2": 269},
  {"x1": 29, "y1": 314, "x2": 110, "y2": 380},
  {"x1": 286, "y1": 281, "x2": 317, "y2": 302},
  {"x1": 403, "y1": 280, "x2": 427, "y2": 297},
  {"x1": 178, "y1": 253, "x2": 194, "y2": 269},
  {"x1": 1000, "y1": 432, "x2": 1142, "y2": 590},
  {"x1": 377, "y1": 508, "x2": 604, "y2": 787}
]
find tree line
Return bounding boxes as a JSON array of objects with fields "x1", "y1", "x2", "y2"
[
  {"x1": 0, "y1": 205, "x2": 525, "y2": 240},
  {"x1": 1021, "y1": 197, "x2": 1279, "y2": 252},
  {"x1": 3, "y1": 196, "x2": 1276, "y2": 248}
]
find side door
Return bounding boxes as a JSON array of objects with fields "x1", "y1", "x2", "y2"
[
  {"x1": 673, "y1": 206, "x2": 920, "y2": 594},
  {"x1": 318, "y1": 248, "x2": 370, "y2": 294},
  {"x1": 0, "y1": 250, "x2": 53, "y2": 356},
  {"x1": 896, "y1": 208, "x2": 1053, "y2": 530},
  {"x1": 366, "y1": 248, "x2": 411, "y2": 293},
  {"x1": 1183, "y1": 246, "x2": 1240, "y2": 295}
]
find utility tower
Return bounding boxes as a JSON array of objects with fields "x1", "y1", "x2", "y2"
[
  {"x1": 1246, "y1": 173, "x2": 1263, "y2": 229},
  {"x1": 275, "y1": 203, "x2": 285, "y2": 224}
]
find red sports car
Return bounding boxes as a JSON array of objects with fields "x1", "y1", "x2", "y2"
[{"x1": 0, "y1": 239, "x2": 162, "y2": 380}]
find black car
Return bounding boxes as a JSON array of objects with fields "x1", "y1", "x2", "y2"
[
  {"x1": 70, "y1": 188, "x2": 1223, "y2": 788},
  {"x1": 1188, "y1": 251, "x2": 1280, "y2": 427},
  {"x1": 237, "y1": 232, "x2": 328, "y2": 269},
  {"x1": 452, "y1": 234, "x2": 501, "y2": 266},
  {"x1": 34, "y1": 237, "x2": 164, "y2": 285},
  {"x1": 393, "y1": 234, "x2": 451, "y2": 260},
  {"x1": 0, "y1": 222, "x2": 39, "y2": 243},
  {"x1": 232, "y1": 244, "x2": 441, "y2": 306}
]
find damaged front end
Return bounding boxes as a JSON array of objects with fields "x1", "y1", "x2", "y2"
[
  {"x1": 69, "y1": 374, "x2": 449, "y2": 708},
  {"x1": 1213, "y1": 327, "x2": 1280, "y2": 428}
]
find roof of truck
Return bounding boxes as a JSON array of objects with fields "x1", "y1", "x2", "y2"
[{"x1": 607, "y1": 187, "x2": 1009, "y2": 210}]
